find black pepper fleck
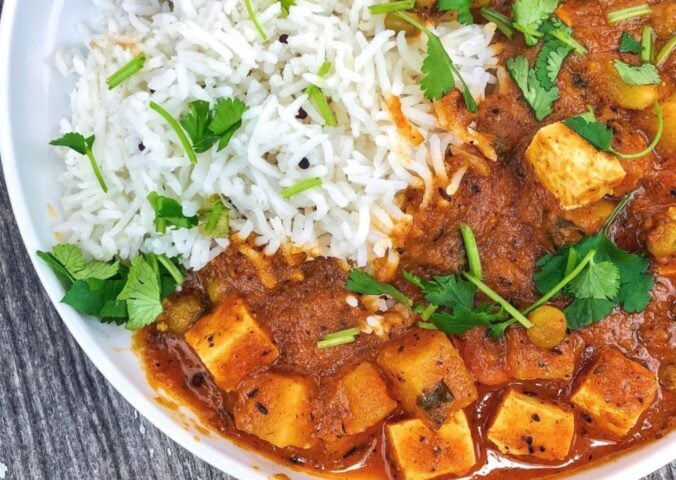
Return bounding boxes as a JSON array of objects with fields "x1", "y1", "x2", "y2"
[
  {"x1": 296, "y1": 107, "x2": 308, "y2": 120},
  {"x1": 190, "y1": 373, "x2": 205, "y2": 388},
  {"x1": 247, "y1": 387, "x2": 260, "y2": 398},
  {"x1": 298, "y1": 157, "x2": 310, "y2": 169},
  {"x1": 279, "y1": 34, "x2": 289, "y2": 44},
  {"x1": 138, "y1": 142, "x2": 146, "y2": 152},
  {"x1": 531, "y1": 414, "x2": 540, "y2": 422},
  {"x1": 255, "y1": 402, "x2": 268, "y2": 415}
]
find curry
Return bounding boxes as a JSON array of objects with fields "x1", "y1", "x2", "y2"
[{"x1": 135, "y1": 0, "x2": 675, "y2": 478}]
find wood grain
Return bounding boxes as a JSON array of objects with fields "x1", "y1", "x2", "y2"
[{"x1": 0, "y1": 1, "x2": 673, "y2": 479}]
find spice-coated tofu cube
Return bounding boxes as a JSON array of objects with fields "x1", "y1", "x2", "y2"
[
  {"x1": 386, "y1": 411, "x2": 476, "y2": 480},
  {"x1": 487, "y1": 389, "x2": 575, "y2": 461},
  {"x1": 571, "y1": 348, "x2": 658, "y2": 437},
  {"x1": 233, "y1": 372, "x2": 315, "y2": 449},
  {"x1": 185, "y1": 296, "x2": 278, "y2": 392},
  {"x1": 506, "y1": 327, "x2": 581, "y2": 381},
  {"x1": 377, "y1": 329, "x2": 478, "y2": 429},
  {"x1": 525, "y1": 122, "x2": 626, "y2": 210},
  {"x1": 319, "y1": 362, "x2": 397, "y2": 441}
]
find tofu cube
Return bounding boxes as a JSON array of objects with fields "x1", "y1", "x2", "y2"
[
  {"x1": 377, "y1": 329, "x2": 478, "y2": 429},
  {"x1": 233, "y1": 372, "x2": 315, "y2": 449},
  {"x1": 386, "y1": 411, "x2": 476, "y2": 480},
  {"x1": 525, "y1": 122, "x2": 626, "y2": 210},
  {"x1": 185, "y1": 296, "x2": 278, "y2": 392},
  {"x1": 319, "y1": 362, "x2": 397, "y2": 441},
  {"x1": 571, "y1": 348, "x2": 658, "y2": 437},
  {"x1": 506, "y1": 327, "x2": 581, "y2": 381},
  {"x1": 487, "y1": 390, "x2": 575, "y2": 461}
]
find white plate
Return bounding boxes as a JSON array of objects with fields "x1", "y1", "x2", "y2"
[{"x1": 0, "y1": 0, "x2": 673, "y2": 478}]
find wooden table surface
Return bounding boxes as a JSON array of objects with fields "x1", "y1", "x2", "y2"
[{"x1": 0, "y1": 1, "x2": 673, "y2": 479}]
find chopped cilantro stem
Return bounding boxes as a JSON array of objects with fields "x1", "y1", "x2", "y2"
[
  {"x1": 610, "y1": 101, "x2": 663, "y2": 159},
  {"x1": 393, "y1": 10, "x2": 427, "y2": 31},
  {"x1": 656, "y1": 36, "x2": 676, "y2": 67},
  {"x1": 317, "y1": 327, "x2": 360, "y2": 348},
  {"x1": 607, "y1": 4, "x2": 651, "y2": 24},
  {"x1": 420, "y1": 304, "x2": 438, "y2": 320},
  {"x1": 368, "y1": 0, "x2": 415, "y2": 15},
  {"x1": 157, "y1": 254, "x2": 184, "y2": 285},
  {"x1": 463, "y1": 272, "x2": 533, "y2": 328},
  {"x1": 306, "y1": 62, "x2": 338, "y2": 126},
  {"x1": 565, "y1": 249, "x2": 579, "y2": 276},
  {"x1": 85, "y1": 146, "x2": 108, "y2": 193},
  {"x1": 601, "y1": 192, "x2": 634, "y2": 236},
  {"x1": 204, "y1": 201, "x2": 226, "y2": 236},
  {"x1": 513, "y1": 23, "x2": 543, "y2": 40},
  {"x1": 149, "y1": 101, "x2": 197, "y2": 164},
  {"x1": 479, "y1": 7, "x2": 514, "y2": 38},
  {"x1": 281, "y1": 177, "x2": 323, "y2": 199},
  {"x1": 551, "y1": 29, "x2": 588, "y2": 55},
  {"x1": 460, "y1": 224, "x2": 482, "y2": 280},
  {"x1": 244, "y1": 0, "x2": 267, "y2": 40},
  {"x1": 641, "y1": 27, "x2": 654, "y2": 63},
  {"x1": 523, "y1": 249, "x2": 596, "y2": 315},
  {"x1": 417, "y1": 321, "x2": 438, "y2": 329},
  {"x1": 106, "y1": 53, "x2": 146, "y2": 90}
]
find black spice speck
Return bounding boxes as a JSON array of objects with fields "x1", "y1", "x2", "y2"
[
  {"x1": 299, "y1": 157, "x2": 310, "y2": 169},
  {"x1": 190, "y1": 373, "x2": 205, "y2": 388},
  {"x1": 255, "y1": 402, "x2": 268, "y2": 415},
  {"x1": 279, "y1": 34, "x2": 289, "y2": 44},
  {"x1": 531, "y1": 414, "x2": 540, "y2": 422},
  {"x1": 138, "y1": 142, "x2": 146, "y2": 152},
  {"x1": 296, "y1": 107, "x2": 308, "y2": 120}
]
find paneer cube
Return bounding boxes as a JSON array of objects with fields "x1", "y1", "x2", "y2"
[
  {"x1": 319, "y1": 362, "x2": 397, "y2": 441},
  {"x1": 386, "y1": 411, "x2": 476, "y2": 480},
  {"x1": 487, "y1": 390, "x2": 575, "y2": 461},
  {"x1": 377, "y1": 329, "x2": 478, "y2": 429},
  {"x1": 185, "y1": 296, "x2": 278, "y2": 392},
  {"x1": 571, "y1": 348, "x2": 658, "y2": 437},
  {"x1": 506, "y1": 327, "x2": 581, "y2": 381},
  {"x1": 524, "y1": 122, "x2": 626, "y2": 210},
  {"x1": 233, "y1": 372, "x2": 315, "y2": 449}
]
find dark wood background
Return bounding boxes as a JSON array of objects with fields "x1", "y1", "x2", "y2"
[{"x1": 0, "y1": 1, "x2": 673, "y2": 479}]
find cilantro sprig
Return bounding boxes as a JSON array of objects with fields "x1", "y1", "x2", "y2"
[
  {"x1": 613, "y1": 60, "x2": 661, "y2": 85},
  {"x1": 564, "y1": 102, "x2": 664, "y2": 159},
  {"x1": 50, "y1": 133, "x2": 108, "y2": 193},
  {"x1": 391, "y1": 11, "x2": 477, "y2": 111},
  {"x1": 479, "y1": 7, "x2": 514, "y2": 38},
  {"x1": 512, "y1": 0, "x2": 559, "y2": 46},
  {"x1": 534, "y1": 200, "x2": 654, "y2": 329},
  {"x1": 244, "y1": 0, "x2": 267, "y2": 39},
  {"x1": 147, "y1": 192, "x2": 199, "y2": 234},
  {"x1": 38, "y1": 244, "x2": 184, "y2": 329}
]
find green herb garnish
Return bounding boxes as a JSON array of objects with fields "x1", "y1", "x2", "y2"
[
  {"x1": 512, "y1": 0, "x2": 559, "y2": 46},
  {"x1": 607, "y1": 4, "x2": 652, "y2": 24},
  {"x1": 613, "y1": 60, "x2": 661, "y2": 85},
  {"x1": 564, "y1": 102, "x2": 663, "y2": 159},
  {"x1": 507, "y1": 55, "x2": 560, "y2": 121},
  {"x1": 641, "y1": 27, "x2": 654, "y2": 63},
  {"x1": 38, "y1": 244, "x2": 184, "y2": 329},
  {"x1": 280, "y1": 0, "x2": 295, "y2": 14},
  {"x1": 368, "y1": 0, "x2": 414, "y2": 15},
  {"x1": 106, "y1": 53, "x2": 146, "y2": 90},
  {"x1": 479, "y1": 7, "x2": 514, "y2": 38},
  {"x1": 181, "y1": 98, "x2": 246, "y2": 152},
  {"x1": 150, "y1": 101, "x2": 197, "y2": 164},
  {"x1": 198, "y1": 195, "x2": 230, "y2": 238},
  {"x1": 618, "y1": 32, "x2": 642, "y2": 54},
  {"x1": 550, "y1": 27, "x2": 587, "y2": 55},
  {"x1": 147, "y1": 192, "x2": 199, "y2": 233},
  {"x1": 305, "y1": 62, "x2": 338, "y2": 126},
  {"x1": 244, "y1": 0, "x2": 267, "y2": 39},
  {"x1": 50, "y1": 133, "x2": 108, "y2": 192},
  {"x1": 438, "y1": 0, "x2": 473, "y2": 25},
  {"x1": 346, "y1": 269, "x2": 410, "y2": 306},
  {"x1": 281, "y1": 177, "x2": 323, "y2": 199},
  {"x1": 656, "y1": 36, "x2": 676, "y2": 67},
  {"x1": 317, "y1": 327, "x2": 361, "y2": 349},
  {"x1": 392, "y1": 11, "x2": 477, "y2": 111},
  {"x1": 460, "y1": 223, "x2": 482, "y2": 279}
]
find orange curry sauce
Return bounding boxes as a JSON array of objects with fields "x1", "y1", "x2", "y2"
[{"x1": 135, "y1": 0, "x2": 675, "y2": 478}]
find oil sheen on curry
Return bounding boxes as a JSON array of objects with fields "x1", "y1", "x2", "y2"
[{"x1": 136, "y1": 0, "x2": 675, "y2": 478}]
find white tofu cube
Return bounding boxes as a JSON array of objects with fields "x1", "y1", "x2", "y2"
[
  {"x1": 386, "y1": 410, "x2": 476, "y2": 480},
  {"x1": 525, "y1": 122, "x2": 626, "y2": 209},
  {"x1": 185, "y1": 296, "x2": 278, "y2": 392},
  {"x1": 487, "y1": 389, "x2": 575, "y2": 461},
  {"x1": 233, "y1": 372, "x2": 315, "y2": 449},
  {"x1": 571, "y1": 348, "x2": 658, "y2": 437}
]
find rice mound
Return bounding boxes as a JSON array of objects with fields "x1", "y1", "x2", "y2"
[{"x1": 53, "y1": 0, "x2": 497, "y2": 269}]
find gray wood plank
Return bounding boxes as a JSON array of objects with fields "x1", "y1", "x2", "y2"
[{"x1": 0, "y1": 1, "x2": 672, "y2": 479}]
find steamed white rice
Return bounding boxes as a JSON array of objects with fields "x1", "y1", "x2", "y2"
[{"x1": 52, "y1": 0, "x2": 498, "y2": 269}]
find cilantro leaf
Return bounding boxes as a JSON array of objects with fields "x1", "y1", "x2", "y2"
[
  {"x1": 75, "y1": 260, "x2": 120, "y2": 280},
  {"x1": 198, "y1": 195, "x2": 230, "y2": 238},
  {"x1": 429, "y1": 309, "x2": 491, "y2": 334},
  {"x1": 404, "y1": 272, "x2": 476, "y2": 310},
  {"x1": 180, "y1": 100, "x2": 217, "y2": 153},
  {"x1": 564, "y1": 113, "x2": 614, "y2": 151},
  {"x1": 208, "y1": 98, "x2": 246, "y2": 151},
  {"x1": 147, "y1": 192, "x2": 199, "y2": 234},
  {"x1": 512, "y1": 0, "x2": 560, "y2": 46},
  {"x1": 507, "y1": 55, "x2": 560, "y2": 120},
  {"x1": 50, "y1": 133, "x2": 107, "y2": 192},
  {"x1": 346, "y1": 269, "x2": 410, "y2": 306},
  {"x1": 62, "y1": 280, "x2": 107, "y2": 316},
  {"x1": 565, "y1": 297, "x2": 616, "y2": 329},
  {"x1": 613, "y1": 60, "x2": 661, "y2": 85},
  {"x1": 117, "y1": 256, "x2": 164, "y2": 330},
  {"x1": 438, "y1": 0, "x2": 473, "y2": 24},
  {"x1": 568, "y1": 259, "x2": 620, "y2": 300},
  {"x1": 421, "y1": 34, "x2": 457, "y2": 100},
  {"x1": 619, "y1": 32, "x2": 642, "y2": 54},
  {"x1": 38, "y1": 244, "x2": 119, "y2": 282}
]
